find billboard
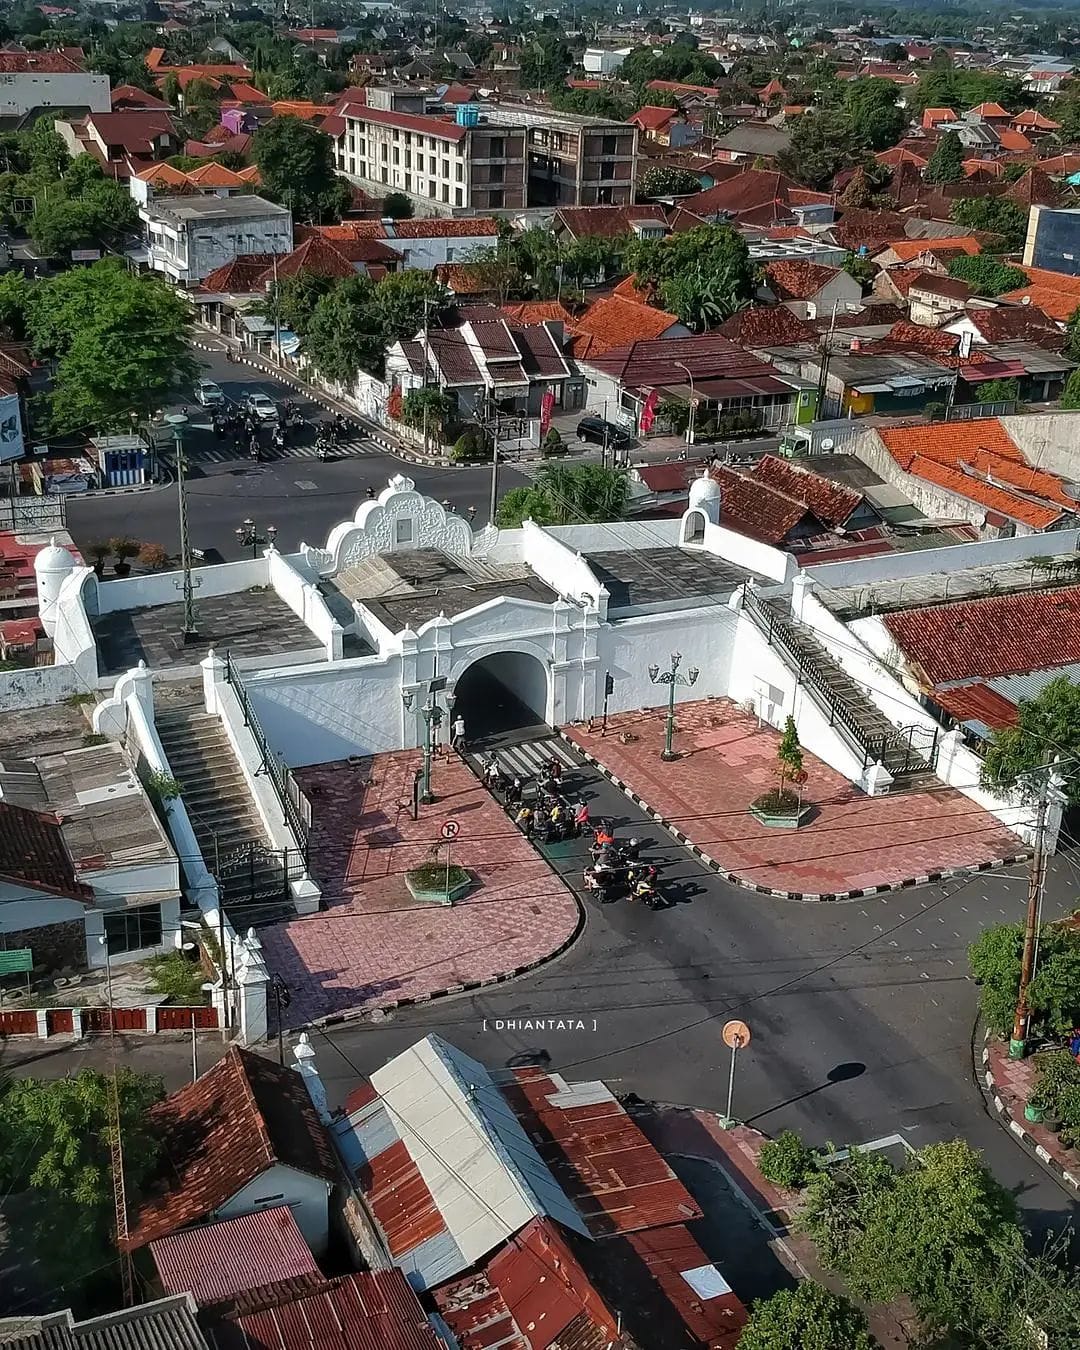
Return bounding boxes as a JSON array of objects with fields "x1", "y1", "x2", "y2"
[{"x1": 0, "y1": 394, "x2": 24, "y2": 463}]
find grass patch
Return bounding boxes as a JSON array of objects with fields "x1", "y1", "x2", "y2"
[{"x1": 407, "y1": 863, "x2": 470, "y2": 891}]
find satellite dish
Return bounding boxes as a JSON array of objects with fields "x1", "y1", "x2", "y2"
[
  {"x1": 1021, "y1": 295, "x2": 1031, "y2": 305},
  {"x1": 820, "y1": 437, "x2": 835, "y2": 451}
]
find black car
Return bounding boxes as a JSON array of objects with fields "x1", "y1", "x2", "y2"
[{"x1": 576, "y1": 415, "x2": 633, "y2": 448}]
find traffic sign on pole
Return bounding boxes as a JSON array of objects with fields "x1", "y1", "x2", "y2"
[
  {"x1": 720, "y1": 1020, "x2": 751, "y2": 1127},
  {"x1": 441, "y1": 820, "x2": 460, "y2": 840}
]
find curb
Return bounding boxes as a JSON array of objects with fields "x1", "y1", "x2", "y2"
[
  {"x1": 301, "y1": 755, "x2": 587, "y2": 1033},
  {"x1": 976, "y1": 1026, "x2": 1080, "y2": 1196},
  {"x1": 558, "y1": 728, "x2": 1032, "y2": 903}
]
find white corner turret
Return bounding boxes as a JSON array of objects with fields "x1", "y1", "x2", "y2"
[
  {"x1": 687, "y1": 470, "x2": 722, "y2": 525},
  {"x1": 34, "y1": 537, "x2": 76, "y2": 637}
]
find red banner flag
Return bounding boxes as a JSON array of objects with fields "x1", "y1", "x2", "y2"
[{"x1": 639, "y1": 388, "x2": 660, "y2": 434}]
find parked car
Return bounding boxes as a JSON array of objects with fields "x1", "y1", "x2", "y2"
[
  {"x1": 576, "y1": 416, "x2": 633, "y2": 448},
  {"x1": 194, "y1": 379, "x2": 224, "y2": 408},
  {"x1": 243, "y1": 391, "x2": 278, "y2": 422}
]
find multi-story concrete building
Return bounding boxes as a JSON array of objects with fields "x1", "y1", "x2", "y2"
[
  {"x1": 329, "y1": 101, "x2": 637, "y2": 215},
  {"x1": 0, "y1": 49, "x2": 109, "y2": 121},
  {"x1": 139, "y1": 194, "x2": 293, "y2": 286}
]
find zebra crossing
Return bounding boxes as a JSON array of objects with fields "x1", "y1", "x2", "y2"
[
  {"x1": 469, "y1": 734, "x2": 584, "y2": 786},
  {"x1": 187, "y1": 436, "x2": 386, "y2": 465}
]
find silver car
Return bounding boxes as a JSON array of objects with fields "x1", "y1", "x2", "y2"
[
  {"x1": 194, "y1": 379, "x2": 224, "y2": 407},
  {"x1": 244, "y1": 391, "x2": 278, "y2": 422}
]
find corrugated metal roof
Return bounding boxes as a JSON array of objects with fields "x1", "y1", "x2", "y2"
[
  {"x1": 0, "y1": 1296, "x2": 209, "y2": 1350},
  {"x1": 505, "y1": 1069, "x2": 701, "y2": 1236},
  {"x1": 368, "y1": 1037, "x2": 588, "y2": 1268},
  {"x1": 150, "y1": 1206, "x2": 320, "y2": 1308},
  {"x1": 626, "y1": 1228, "x2": 748, "y2": 1350}
]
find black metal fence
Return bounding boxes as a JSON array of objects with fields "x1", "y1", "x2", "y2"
[{"x1": 223, "y1": 652, "x2": 312, "y2": 863}]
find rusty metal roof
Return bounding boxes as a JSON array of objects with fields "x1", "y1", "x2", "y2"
[
  {"x1": 626, "y1": 1228, "x2": 748, "y2": 1350},
  {"x1": 150, "y1": 1206, "x2": 320, "y2": 1309},
  {"x1": 505, "y1": 1069, "x2": 701, "y2": 1236}
]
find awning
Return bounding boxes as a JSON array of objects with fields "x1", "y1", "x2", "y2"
[
  {"x1": 240, "y1": 313, "x2": 274, "y2": 334},
  {"x1": 960, "y1": 359, "x2": 1026, "y2": 381},
  {"x1": 852, "y1": 382, "x2": 893, "y2": 394}
]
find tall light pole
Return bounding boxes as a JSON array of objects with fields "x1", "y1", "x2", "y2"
[
  {"x1": 673, "y1": 361, "x2": 697, "y2": 449},
  {"x1": 402, "y1": 679, "x2": 448, "y2": 804},
  {"x1": 648, "y1": 651, "x2": 699, "y2": 762},
  {"x1": 166, "y1": 412, "x2": 199, "y2": 644}
]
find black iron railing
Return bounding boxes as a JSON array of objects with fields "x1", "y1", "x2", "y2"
[
  {"x1": 741, "y1": 586, "x2": 905, "y2": 772},
  {"x1": 223, "y1": 652, "x2": 311, "y2": 862}
]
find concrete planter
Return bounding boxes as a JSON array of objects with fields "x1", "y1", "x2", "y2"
[
  {"x1": 1024, "y1": 1101, "x2": 1046, "y2": 1124},
  {"x1": 405, "y1": 866, "x2": 473, "y2": 907},
  {"x1": 749, "y1": 803, "x2": 812, "y2": 830}
]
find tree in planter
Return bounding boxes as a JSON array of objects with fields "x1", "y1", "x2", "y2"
[
  {"x1": 450, "y1": 427, "x2": 487, "y2": 463},
  {"x1": 86, "y1": 540, "x2": 110, "y2": 577},
  {"x1": 108, "y1": 536, "x2": 140, "y2": 576},
  {"x1": 541, "y1": 427, "x2": 566, "y2": 457},
  {"x1": 737, "y1": 1282, "x2": 878, "y2": 1350},
  {"x1": 137, "y1": 542, "x2": 172, "y2": 572},
  {"x1": 777, "y1": 716, "x2": 804, "y2": 796}
]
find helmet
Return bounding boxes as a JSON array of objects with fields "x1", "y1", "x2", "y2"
[{"x1": 629, "y1": 838, "x2": 639, "y2": 847}]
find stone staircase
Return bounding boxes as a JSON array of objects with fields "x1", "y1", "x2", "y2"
[
  {"x1": 743, "y1": 591, "x2": 937, "y2": 787},
  {"x1": 155, "y1": 707, "x2": 299, "y2": 926}
]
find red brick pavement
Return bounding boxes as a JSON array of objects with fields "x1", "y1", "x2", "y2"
[
  {"x1": 985, "y1": 1036, "x2": 1080, "y2": 1184},
  {"x1": 566, "y1": 701, "x2": 1024, "y2": 895},
  {"x1": 260, "y1": 750, "x2": 580, "y2": 1026}
]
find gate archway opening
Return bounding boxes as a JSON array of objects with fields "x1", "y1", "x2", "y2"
[{"x1": 453, "y1": 650, "x2": 550, "y2": 740}]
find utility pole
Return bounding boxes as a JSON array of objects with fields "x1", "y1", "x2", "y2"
[
  {"x1": 167, "y1": 413, "x2": 200, "y2": 643},
  {"x1": 1011, "y1": 786, "x2": 1051, "y2": 1059},
  {"x1": 271, "y1": 252, "x2": 281, "y2": 360}
]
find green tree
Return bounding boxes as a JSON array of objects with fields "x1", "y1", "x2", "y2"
[
  {"x1": 496, "y1": 463, "x2": 629, "y2": 527},
  {"x1": 29, "y1": 199, "x2": 99, "y2": 256},
  {"x1": 1061, "y1": 367, "x2": 1080, "y2": 410},
  {"x1": 638, "y1": 165, "x2": 702, "y2": 198},
  {"x1": 777, "y1": 109, "x2": 867, "y2": 189},
  {"x1": 950, "y1": 196, "x2": 1028, "y2": 251},
  {"x1": 777, "y1": 716, "x2": 803, "y2": 794},
  {"x1": 0, "y1": 267, "x2": 33, "y2": 337},
  {"x1": 844, "y1": 77, "x2": 905, "y2": 151},
  {"x1": 371, "y1": 270, "x2": 449, "y2": 348},
  {"x1": 947, "y1": 253, "x2": 1028, "y2": 295},
  {"x1": 924, "y1": 130, "x2": 965, "y2": 183},
  {"x1": 256, "y1": 269, "x2": 339, "y2": 337},
  {"x1": 981, "y1": 676, "x2": 1080, "y2": 800},
  {"x1": 301, "y1": 274, "x2": 384, "y2": 384},
  {"x1": 969, "y1": 921, "x2": 1080, "y2": 1038},
  {"x1": 842, "y1": 251, "x2": 875, "y2": 288},
  {"x1": 29, "y1": 259, "x2": 197, "y2": 432},
  {"x1": 381, "y1": 191, "x2": 413, "y2": 219},
  {"x1": 0, "y1": 1068, "x2": 164, "y2": 1296},
  {"x1": 973, "y1": 377, "x2": 1019, "y2": 402},
  {"x1": 737, "y1": 1282, "x2": 878, "y2": 1350},
  {"x1": 252, "y1": 116, "x2": 351, "y2": 223},
  {"x1": 26, "y1": 116, "x2": 70, "y2": 180},
  {"x1": 1065, "y1": 306, "x2": 1080, "y2": 361},
  {"x1": 625, "y1": 224, "x2": 756, "y2": 330}
]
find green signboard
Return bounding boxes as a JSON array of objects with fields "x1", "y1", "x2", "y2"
[{"x1": 0, "y1": 949, "x2": 32, "y2": 975}]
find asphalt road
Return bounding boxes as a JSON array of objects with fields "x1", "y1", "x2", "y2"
[
  {"x1": 308, "y1": 731, "x2": 1077, "y2": 1244},
  {"x1": 64, "y1": 346, "x2": 527, "y2": 562}
]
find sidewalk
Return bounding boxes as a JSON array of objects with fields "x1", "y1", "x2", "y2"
[
  {"x1": 259, "y1": 750, "x2": 581, "y2": 1027},
  {"x1": 979, "y1": 1031, "x2": 1080, "y2": 1195},
  {"x1": 564, "y1": 701, "x2": 1026, "y2": 899},
  {"x1": 636, "y1": 1106, "x2": 917, "y2": 1347}
]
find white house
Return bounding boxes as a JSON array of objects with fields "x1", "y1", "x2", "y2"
[
  {"x1": 138, "y1": 194, "x2": 293, "y2": 286},
  {"x1": 0, "y1": 51, "x2": 109, "y2": 119},
  {"x1": 582, "y1": 47, "x2": 633, "y2": 75}
]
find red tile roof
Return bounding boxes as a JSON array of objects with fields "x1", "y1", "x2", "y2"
[
  {"x1": 996, "y1": 128, "x2": 1034, "y2": 152},
  {"x1": 958, "y1": 303, "x2": 1063, "y2": 345},
  {"x1": 390, "y1": 217, "x2": 501, "y2": 238},
  {"x1": 339, "y1": 103, "x2": 467, "y2": 142},
  {"x1": 707, "y1": 463, "x2": 813, "y2": 544},
  {"x1": 267, "y1": 234, "x2": 356, "y2": 282},
  {"x1": 502, "y1": 300, "x2": 577, "y2": 325},
  {"x1": 646, "y1": 78, "x2": 723, "y2": 97},
  {"x1": 572, "y1": 296, "x2": 680, "y2": 354},
  {"x1": 884, "y1": 586, "x2": 1080, "y2": 684},
  {"x1": 921, "y1": 106, "x2": 959, "y2": 127},
  {"x1": 0, "y1": 49, "x2": 82, "y2": 71},
  {"x1": 679, "y1": 169, "x2": 806, "y2": 223},
  {"x1": 0, "y1": 801, "x2": 93, "y2": 902},
  {"x1": 206, "y1": 1270, "x2": 445, "y2": 1350},
  {"x1": 584, "y1": 332, "x2": 789, "y2": 392},
  {"x1": 875, "y1": 145, "x2": 928, "y2": 170},
  {"x1": 151, "y1": 1206, "x2": 320, "y2": 1309},
  {"x1": 626, "y1": 1227, "x2": 748, "y2": 1350},
  {"x1": 630, "y1": 105, "x2": 678, "y2": 131},
  {"x1": 753, "y1": 453, "x2": 863, "y2": 527},
  {"x1": 878, "y1": 419, "x2": 1072, "y2": 529},
  {"x1": 1037, "y1": 153, "x2": 1080, "y2": 175},
  {"x1": 969, "y1": 101, "x2": 1010, "y2": 118},
  {"x1": 201, "y1": 254, "x2": 277, "y2": 294},
  {"x1": 555, "y1": 204, "x2": 668, "y2": 239},
  {"x1": 506, "y1": 1067, "x2": 701, "y2": 1236},
  {"x1": 111, "y1": 83, "x2": 169, "y2": 109},
  {"x1": 1013, "y1": 108, "x2": 1060, "y2": 130},
  {"x1": 932, "y1": 681, "x2": 1019, "y2": 729},
  {"x1": 127, "y1": 1048, "x2": 337, "y2": 1251},
  {"x1": 1001, "y1": 266, "x2": 1080, "y2": 322},
  {"x1": 83, "y1": 109, "x2": 175, "y2": 151},
  {"x1": 434, "y1": 1218, "x2": 622, "y2": 1350},
  {"x1": 764, "y1": 259, "x2": 842, "y2": 301},
  {"x1": 877, "y1": 235, "x2": 982, "y2": 263},
  {"x1": 716, "y1": 304, "x2": 817, "y2": 346}
]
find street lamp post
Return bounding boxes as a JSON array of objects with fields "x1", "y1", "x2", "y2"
[
  {"x1": 673, "y1": 361, "x2": 698, "y2": 449},
  {"x1": 165, "y1": 412, "x2": 200, "y2": 644},
  {"x1": 235, "y1": 517, "x2": 278, "y2": 559},
  {"x1": 648, "y1": 652, "x2": 700, "y2": 762},
  {"x1": 401, "y1": 682, "x2": 447, "y2": 805}
]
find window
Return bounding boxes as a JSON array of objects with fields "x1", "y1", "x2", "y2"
[
  {"x1": 357, "y1": 138, "x2": 366, "y2": 155},
  {"x1": 442, "y1": 182, "x2": 449, "y2": 202},
  {"x1": 455, "y1": 187, "x2": 463, "y2": 206},
  {"x1": 393, "y1": 146, "x2": 400, "y2": 165},
  {"x1": 489, "y1": 163, "x2": 504, "y2": 183},
  {"x1": 405, "y1": 150, "x2": 411, "y2": 167},
  {"x1": 601, "y1": 135, "x2": 618, "y2": 156},
  {"x1": 381, "y1": 143, "x2": 388, "y2": 161},
  {"x1": 404, "y1": 173, "x2": 412, "y2": 191},
  {"x1": 441, "y1": 159, "x2": 449, "y2": 178},
  {"x1": 381, "y1": 166, "x2": 389, "y2": 184},
  {"x1": 105, "y1": 904, "x2": 162, "y2": 955},
  {"x1": 456, "y1": 163, "x2": 463, "y2": 182},
  {"x1": 488, "y1": 188, "x2": 504, "y2": 208},
  {"x1": 489, "y1": 135, "x2": 505, "y2": 156}
]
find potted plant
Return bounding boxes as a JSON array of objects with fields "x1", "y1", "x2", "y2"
[
  {"x1": 137, "y1": 542, "x2": 171, "y2": 572},
  {"x1": 750, "y1": 717, "x2": 812, "y2": 829},
  {"x1": 86, "y1": 541, "x2": 110, "y2": 579},
  {"x1": 109, "y1": 536, "x2": 140, "y2": 577}
]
